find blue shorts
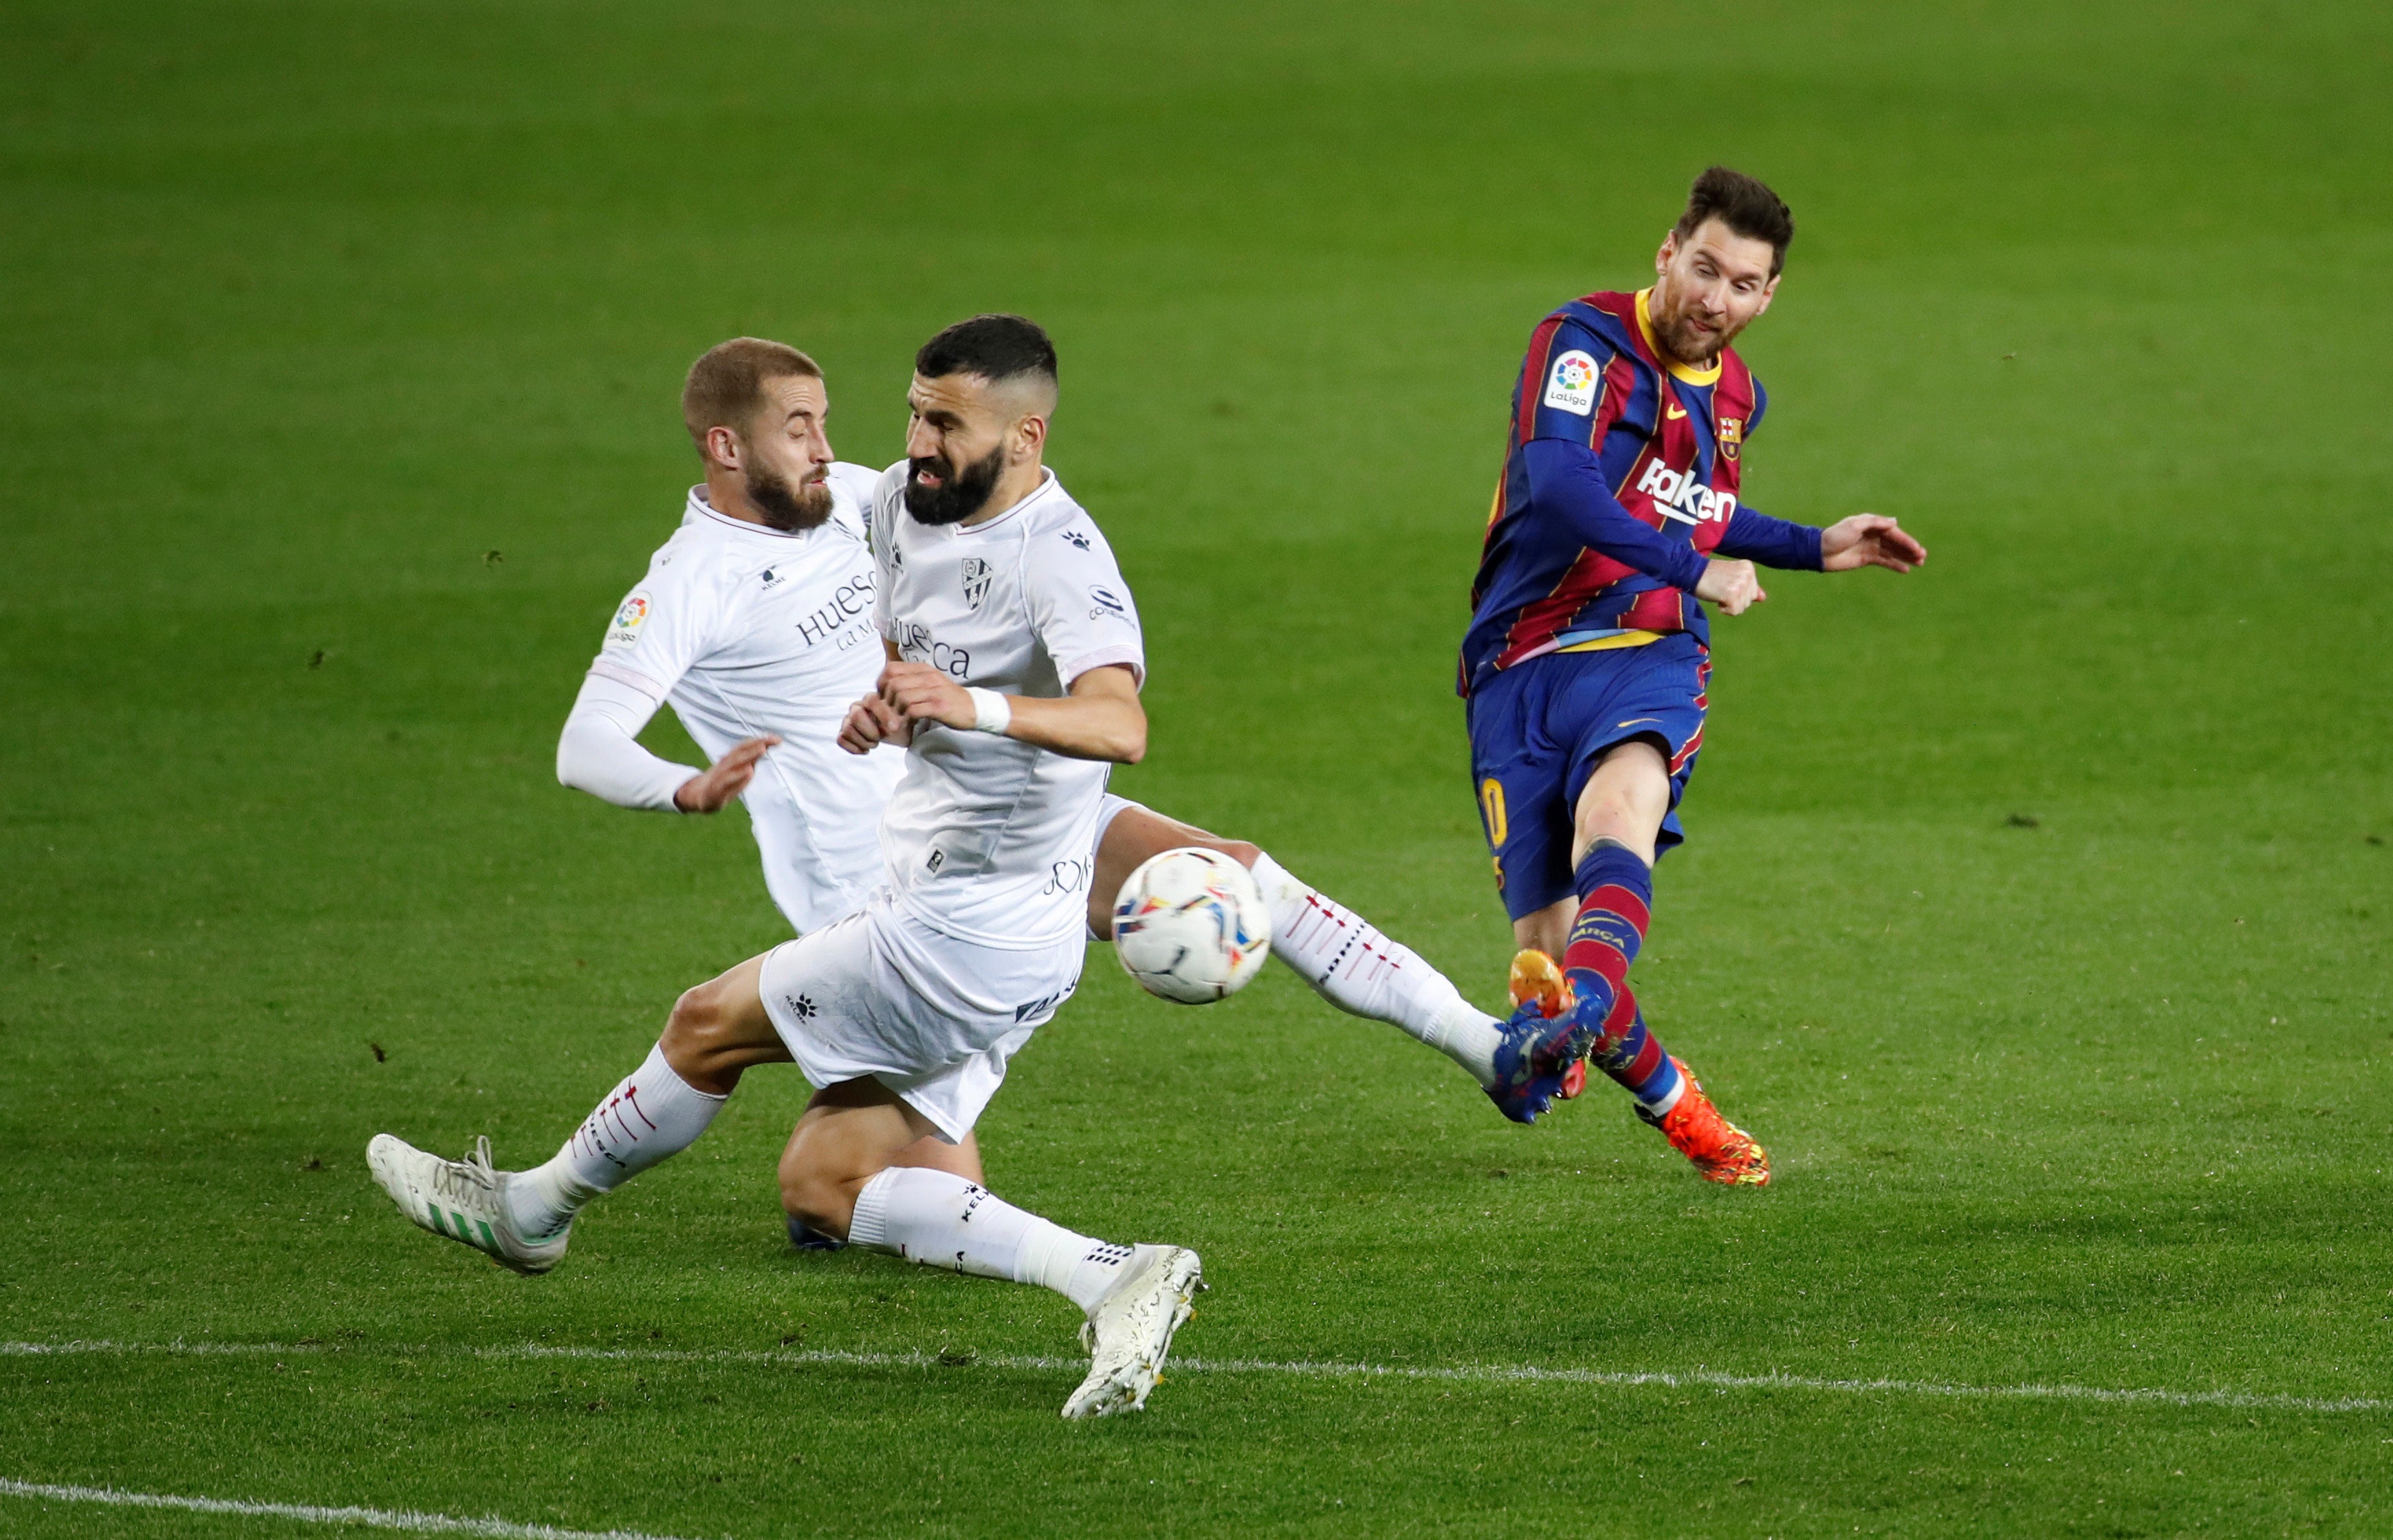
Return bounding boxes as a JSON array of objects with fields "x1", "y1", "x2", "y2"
[{"x1": 1464, "y1": 635, "x2": 1710, "y2": 922}]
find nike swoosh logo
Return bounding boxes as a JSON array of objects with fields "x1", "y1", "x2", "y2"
[{"x1": 1665, "y1": 403, "x2": 1687, "y2": 419}]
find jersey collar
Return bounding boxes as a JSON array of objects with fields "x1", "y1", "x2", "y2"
[{"x1": 1635, "y1": 289, "x2": 1724, "y2": 386}]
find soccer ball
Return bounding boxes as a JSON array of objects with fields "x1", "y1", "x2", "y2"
[{"x1": 1111, "y1": 847, "x2": 1271, "y2": 1004}]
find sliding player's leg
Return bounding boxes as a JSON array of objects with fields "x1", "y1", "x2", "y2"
[
  {"x1": 787, "y1": 1129, "x2": 982, "y2": 1250},
  {"x1": 777, "y1": 1078, "x2": 1124, "y2": 1301},
  {"x1": 750, "y1": 899, "x2": 1201, "y2": 1417},
  {"x1": 365, "y1": 954, "x2": 789, "y2": 1272},
  {"x1": 776, "y1": 1035, "x2": 1201, "y2": 1418},
  {"x1": 1088, "y1": 800, "x2": 1584, "y2": 1125}
]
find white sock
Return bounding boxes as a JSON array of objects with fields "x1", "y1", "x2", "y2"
[
  {"x1": 849, "y1": 1166, "x2": 1133, "y2": 1315},
  {"x1": 1250, "y1": 852, "x2": 1503, "y2": 1084},
  {"x1": 508, "y1": 1044, "x2": 726, "y2": 1237}
]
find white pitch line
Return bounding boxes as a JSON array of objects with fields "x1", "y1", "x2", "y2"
[
  {"x1": 6, "y1": 1338, "x2": 2387, "y2": 1416},
  {"x1": 0, "y1": 1477, "x2": 697, "y2": 1540},
  {"x1": 3, "y1": 1339, "x2": 290, "y2": 1356}
]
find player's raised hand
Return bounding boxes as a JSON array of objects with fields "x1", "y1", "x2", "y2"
[
  {"x1": 838, "y1": 694, "x2": 908, "y2": 756},
  {"x1": 1820, "y1": 514, "x2": 1925, "y2": 573},
  {"x1": 673, "y1": 734, "x2": 780, "y2": 813},
  {"x1": 1696, "y1": 558, "x2": 1767, "y2": 616},
  {"x1": 879, "y1": 660, "x2": 976, "y2": 732}
]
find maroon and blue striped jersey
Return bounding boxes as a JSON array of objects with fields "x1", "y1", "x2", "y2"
[{"x1": 1458, "y1": 289, "x2": 1822, "y2": 697}]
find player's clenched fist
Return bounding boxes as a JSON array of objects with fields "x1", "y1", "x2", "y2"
[
  {"x1": 879, "y1": 661, "x2": 976, "y2": 731},
  {"x1": 1696, "y1": 558, "x2": 1766, "y2": 616},
  {"x1": 838, "y1": 694, "x2": 909, "y2": 756},
  {"x1": 673, "y1": 734, "x2": 780, "y2": 812}
]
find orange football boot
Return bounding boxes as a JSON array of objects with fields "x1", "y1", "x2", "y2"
[
  {"x1": 1638, "y1": 1057, "x2": 1770, "y2": 1186},
  {"x1": 1507, "y1": 949, "x2": 1586, "y2": 1099}
]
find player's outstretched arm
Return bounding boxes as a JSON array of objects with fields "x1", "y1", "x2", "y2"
[
  {"x1": 558, "y1": 672, "x2": 775, "y2": 814},
  {"x1": 877, "y1": 660, "x2": 1146, "y2": 764},
  {"x1": 1819, "y1": 514, "x2": 1926, "y2": 573}
]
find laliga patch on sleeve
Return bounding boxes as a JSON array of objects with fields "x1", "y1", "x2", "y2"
[
  {"x1": 1542, "y1": 349, "x2": 1600, "y2": 415},
  {"x1": 606, "y1": 591, "x2": 651, "y2": 646}
]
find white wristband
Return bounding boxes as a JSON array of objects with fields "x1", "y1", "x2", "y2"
[{"x1": 965, "y1": 687, "x2": 1012, "y2": 736}]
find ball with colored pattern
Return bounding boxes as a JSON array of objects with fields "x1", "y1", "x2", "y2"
[{"x1": 1111, "y1": 847, "x2": 1272, "y2": 1004}]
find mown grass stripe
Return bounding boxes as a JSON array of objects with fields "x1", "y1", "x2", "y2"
[
  {"x1": 5, "y1": 1339, "x2": 2384, "y2": 1416},
  {"x1": 0, "y1": 1476, "x2": 694, "y2": 1540}
]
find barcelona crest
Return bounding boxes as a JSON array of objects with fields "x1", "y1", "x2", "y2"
[{"x1": 1717, "y1": 416, "x2": 1745, "y2": 461}]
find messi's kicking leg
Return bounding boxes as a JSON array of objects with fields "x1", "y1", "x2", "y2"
[
  {"x1": 1517, "y1": 742, "x2": 1770, "y2": 1186},
  {"x1": 1091, "y1": 804, "x2": 1592, "y2": 1124}
]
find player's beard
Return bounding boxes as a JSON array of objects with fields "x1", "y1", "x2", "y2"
[
  {"x1": 1648, "y1": 292, "x2": 1748, "y2": 366},
  {"x1": 749, "y1": 467, "x2": 834, "y2": 531},
  {"x1": 904, "y1": 443, "x2": 1005, "y2": 527}
]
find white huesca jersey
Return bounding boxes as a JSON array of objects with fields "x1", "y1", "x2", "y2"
[
  {"x1": 590, "y1": 465, "x2": 906, "y2": 932},
  {"x1": 866, "y1": 461, "x2": 1144, "y2": 947}
]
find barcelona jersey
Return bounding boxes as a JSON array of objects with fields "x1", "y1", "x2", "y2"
[{"x1": 1458, "y1": 289, "x2": 1814, "y2": 697}]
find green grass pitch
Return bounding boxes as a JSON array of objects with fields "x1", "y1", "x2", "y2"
[{"x1": 3, "y1": 2, "x2": 2390, "y2": 1534}]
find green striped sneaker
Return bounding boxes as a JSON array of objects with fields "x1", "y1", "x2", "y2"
[{"x1": 365, "y1": 1133, "x2": 570, "y2": 1275}]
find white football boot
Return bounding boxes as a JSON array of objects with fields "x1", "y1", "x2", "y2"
[
  {"x1": 365, "y1": 1133, "x2": 569, "y2": 1275},
  {"x1": 1060, "y1": 1244, "x2": 1204, "y2": 1419}
]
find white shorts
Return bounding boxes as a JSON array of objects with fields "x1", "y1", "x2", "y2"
[{"x1": 758, "y1": 890, "x2": 1084, "y2": 1143}]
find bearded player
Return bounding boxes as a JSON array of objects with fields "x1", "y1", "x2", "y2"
[
  {"x1": 376, "y1": 316, "x2": 1208, "y2": 1418},
  {"x1": 1464, "y1": 167, "x2": 1927, "y2": 1184}
]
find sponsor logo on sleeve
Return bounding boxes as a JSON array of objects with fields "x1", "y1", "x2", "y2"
[
  {"x1": 1087, "y1": 584, "x2": 1133, "y2": 623},
  {"x1": 961, "y1": 556, "x2": 992, "y2": 610},
  {"x1": 606, "y1": 592, "x2": 651, "y2": 646},
  {"x1": 1542, "y1": 349, "x2": 1600, "y2": 415}
]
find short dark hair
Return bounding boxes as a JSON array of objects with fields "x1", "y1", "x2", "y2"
[
  {"x1": 682, "y1": 338, "x2": 820, "y2": 446},
  {"x1": 1674, "y1": 166, "x2": 1794, "y2": 276},
  {"x1": 914, "y1": 313, "x2": 1058, "y2": 391}
]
